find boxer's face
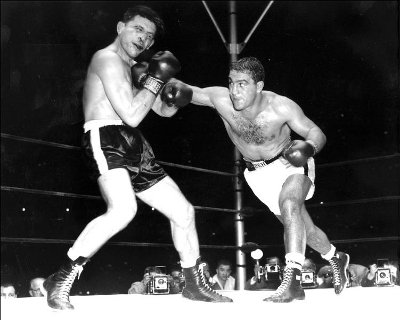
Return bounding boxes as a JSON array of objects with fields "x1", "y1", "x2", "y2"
[
  {"x1": 228, "y1": 70, "x2": 259, "y2": 111},
  {"x1": 117, "y1": 15, "x2": 156, "y2": 58}
]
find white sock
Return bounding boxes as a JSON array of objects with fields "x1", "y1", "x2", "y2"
[
  {"x1": 180, "y1": 257, "x2": 198, "y2": 268},
  {"x1": 321, "y1": 244, "x2": 336, "y2": 261},
  {"x1": 67, "y1": 247, "x2": 80, "y2": 261},
  {"x1": 285, "y1": 252, "x2": 305, "y2": 270}
]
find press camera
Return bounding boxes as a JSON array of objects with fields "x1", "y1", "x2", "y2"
[
  {"x1": 266, "y1": 263, "x2": 280, "y2": 273},
  {"x1": 301, "y1": 271, "x2": 318, "y2": 288},
  {"x1": 146, "y1": 266, "x2": 170, "y2": 295},
  {"x1": 375, "y1": 259, "x2": 394, "y2": 286}
]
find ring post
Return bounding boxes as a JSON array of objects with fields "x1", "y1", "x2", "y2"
[{"x1": 229, "y1": 0, "x2": 247, "y2": 291}]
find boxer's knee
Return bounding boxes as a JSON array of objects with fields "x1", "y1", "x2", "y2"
[
  {"x1": 173, "y1": 203, "x2": 195, "y2": 230},
  {"x1": 279, "y1": 197, "x2": 302, "y2": 223},
  {"x1": 106, "y1": 202, "x2": 137, "y2": 230}
]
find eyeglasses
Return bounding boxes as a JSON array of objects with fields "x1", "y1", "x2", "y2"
[{"x1": 323, "y1": 273, "x2": 333, "y2": 278}]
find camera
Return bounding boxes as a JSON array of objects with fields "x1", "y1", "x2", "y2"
[
  {"x1": 375, "y1": 259, "x2": 394, "y2": 287},
  {"x1": 266, "y1": 263, "x2": 280, "y2": 273},
  {"x1": 301, "y1": 271, "x2": 318, "y2": 288},
  {"x1": 146, "y1": 266, "x2": 170, "y2": 295},
  {"x1": 375, "y1": 269, "x2": 393, "y2": 286}
]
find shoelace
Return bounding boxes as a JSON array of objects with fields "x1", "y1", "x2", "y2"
[
  {"x1": 58, "y1": 265, "x2": 83, "y2": 301},
  {"x1": 198, "y1": 263, "x2": 222, "y2": 296},
  {"x1": 271, "y1": 267, "x2": 293, "y2": 297},
  {"x1": 330, "y1": 257, "x2": 341, "y2": 286}
]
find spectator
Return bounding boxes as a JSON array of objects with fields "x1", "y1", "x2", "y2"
[
  {"x1": 245, "y1": 256, "x2": 282, "y2": 290},
  {"x1": 347, "y1": 264, "x2": 368, "y2": 287},
  {"x1": 169, "y1": 265, "x2": 184, "y2": 294},
  {"x1": 317, "y1": 265, "x2": 334, "y2": 288},
  {"x1": 1, "y1": 283, "x2": 17, "y2": 298},
  {"x1": 302, "y1": 258, "x2": 316, "y2": 272},
  {"x1": 128, "y1": 266, "x2": 162, "y2": 294},
  {"x1": 29, "y1": 277, "x2": 45, "y2": 297},
  {"x1": 128, "y1": 266, "x2": 180, "y2": 294},
  {"x1": 361, "y1": 260, "x2": 399, "y2": 287},
  {"x1": 301, "y1": 258, "x2": 318, "y2": 289},
  {"x1": 211, "y1": 259, "x2": 235, "y2": 290}
]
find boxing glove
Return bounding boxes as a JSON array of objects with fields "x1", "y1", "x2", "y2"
[
  {"x1": 131, "y1": 61, "x2": 149, "y2": 89},
  {"x1": 282, "y1": 140, "x2": 317, "y2": 167},
  {"x1": 143, "y1": 51, "x2": 181, "y2": 95},
  {"x1": 161, "y1": 81, "x2": 193, "y2": 108}
]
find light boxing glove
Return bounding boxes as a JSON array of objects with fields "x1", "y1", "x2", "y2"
[
  {"x1": 161, "y1": 81, "x2": 193, "y2": 108},
  {"x1": 282, "y1": 140, "x2": 318, "y2": 167},
  {"x1": 131, "y1": 61, "x2": 149, "y2": 89},
  {"x1": 143, "y1": 51, "x2": 181, "y2": 95}
]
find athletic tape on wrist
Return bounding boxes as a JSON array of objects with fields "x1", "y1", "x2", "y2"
[
  {"x1": 143, "y1": 76, "x2": 164, "y2": 95},
  {"x1": 306, "y1": 139, "x2": 318, "y2": 155}
]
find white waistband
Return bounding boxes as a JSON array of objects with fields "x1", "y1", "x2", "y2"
[{"x1": 83, "y1": 120, "x2": 124, "y2": 133}]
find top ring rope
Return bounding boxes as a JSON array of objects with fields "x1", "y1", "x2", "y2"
[
  {"x1": 2, "y1": 133, "x2": 398, "y2": 172},
  {"x1": 1, "y1": 133, "x2": 236, "y2": 177}
]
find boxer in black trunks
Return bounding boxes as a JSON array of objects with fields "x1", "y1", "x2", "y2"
[
  {"x1": 165, "y1": 57, "x2": 350, "y2": 303},
  {"x1": 43, "y1": 6, "x2": 232, "y2": 310}
]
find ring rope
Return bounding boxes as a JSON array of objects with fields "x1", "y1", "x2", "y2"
[
  {"x1": 0, "y1": 133, "x2": 236, "y2": 177},
  {"x1": 2, "y1": 133, "x2": 398, "y2": 172},
  {"x1": 307, "y1": 195, "x2": 400, "y2": 208},
  {"x1": 1, "y1": 236, "x2": 399, "y2": 249},
  {"x1": 0, "y1": 185, "x2": 241, "y2": 213},
  {"x1": 2, "y1": 185, "x2": 398, "y2": 211},
  {"x1": 317, "y1": 153, "x2": 400, "y2": 168}
]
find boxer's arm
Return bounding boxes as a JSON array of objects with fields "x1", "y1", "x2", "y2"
[
  {"x1": 151, "y1": 95, "x2": 179, "y2": 117},
  {"x1": 94, "y1": 51, "x2": 157, "y2": 127},
  {"x1": 187, "y1": 85, "x2": 227, "y2": 109},
  {"x1": 278, "y1": 96, "x2": 326, "y2": 154}
]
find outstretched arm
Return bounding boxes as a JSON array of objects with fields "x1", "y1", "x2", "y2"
[{"x1": 152, "y1": 80, "x2": 227, "y2": 116}]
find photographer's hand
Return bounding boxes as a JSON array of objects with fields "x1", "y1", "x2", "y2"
[
  {"x1": 367, "y1": 264, "x2": 378, "y2": 280},
  {"x1": 143, "y1": 273, "x2": 152, "y2": 286}
]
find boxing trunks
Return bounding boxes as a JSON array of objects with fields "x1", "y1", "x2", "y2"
[
  {"x1": 82, "y1": 119, "x2": 167, "y2": 193},
  {"x1": 243, "y1": 155, "x2": 315, "y2": 215}
]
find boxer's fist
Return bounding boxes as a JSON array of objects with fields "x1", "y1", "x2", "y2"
[
  {"x1": 161, "y1": 81, "x2": 193, "y2": 108},
  {"x1": 143, "y1": 51, "x2": 181, "y2": 95},
  {"x1": 283, "y1": 140, "x2": 316, "y2": 167},
  {"x1": 131, "y1": 62, "x2": 149, "y2": 88}
]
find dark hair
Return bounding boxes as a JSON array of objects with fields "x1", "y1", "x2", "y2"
[
  {"x1": 216, "y1": 259, "x2": 232, "y2": 268},
  {"x1": 122, "y1": 5, "x2": 165, "y2": 40},
  {"x1": 144, "y1": 266, "x2": 162, "y2": 274},
  {"x1": 229, "y1": 57, "x2": 265, "y2": 83}
]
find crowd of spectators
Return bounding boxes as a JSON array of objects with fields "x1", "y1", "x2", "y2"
[{"x1": 1, "y1": 256, "x2": 398, "y2": 299}]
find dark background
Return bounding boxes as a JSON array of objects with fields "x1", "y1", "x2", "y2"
[{"x1": 1, "y1": 1, "x2": 399, "y2": 296}]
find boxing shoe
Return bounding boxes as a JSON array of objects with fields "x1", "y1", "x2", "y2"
[
  {"x1": 263, "y1": 267, "x2": 305, "y2": 303},
  {"x1": 43, "y1": 257, "x2": 89, "y2": 310},
  {"x1": 182, "y1": 259, "x2": 233, "y2": 302},
  {"x1": 328, "y1": 251, "x2": 350, "y2": 294}
]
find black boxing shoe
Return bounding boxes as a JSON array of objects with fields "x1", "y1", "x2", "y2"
[
  {"x1": 43, "y1": 257, "x2": 89, "y2": 310},
  {"x1": 328, "y1": 251, "x2": 350, "y2": 294},
  {"x1": 263, "y1": 267, "x2": 305, "y2": 303},
  {"x1": 182, "y1": 259, "x2": 233, "y2": 302}
]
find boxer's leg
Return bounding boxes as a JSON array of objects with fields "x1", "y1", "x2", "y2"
[
  {"x1": 44, "y1": 168, "x2": 137, "y2": 310},
  {"x1": 264, "y1": 174, "x2": 309, "y2": 302},
  {"x1": 137, "y1": 176, "x2": 233, "y2": 302}
]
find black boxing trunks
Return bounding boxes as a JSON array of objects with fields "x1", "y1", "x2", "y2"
[{"x1": 82, "y1": 119, "x2": 167, "y2": 193}]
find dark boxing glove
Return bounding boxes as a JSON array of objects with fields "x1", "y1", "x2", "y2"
[
  {"x1": 143, "y1": 51, "x2": 181, "y2": 95},
  {"x1": 131, "y1": 61, "x2": 149, "y2": 89},
  {"x1": 161, "y1": 81, "x2": 193, "y2": 108},
  {"x1": 282, "y1": 140, "x2": 317, "y2": 167}
]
